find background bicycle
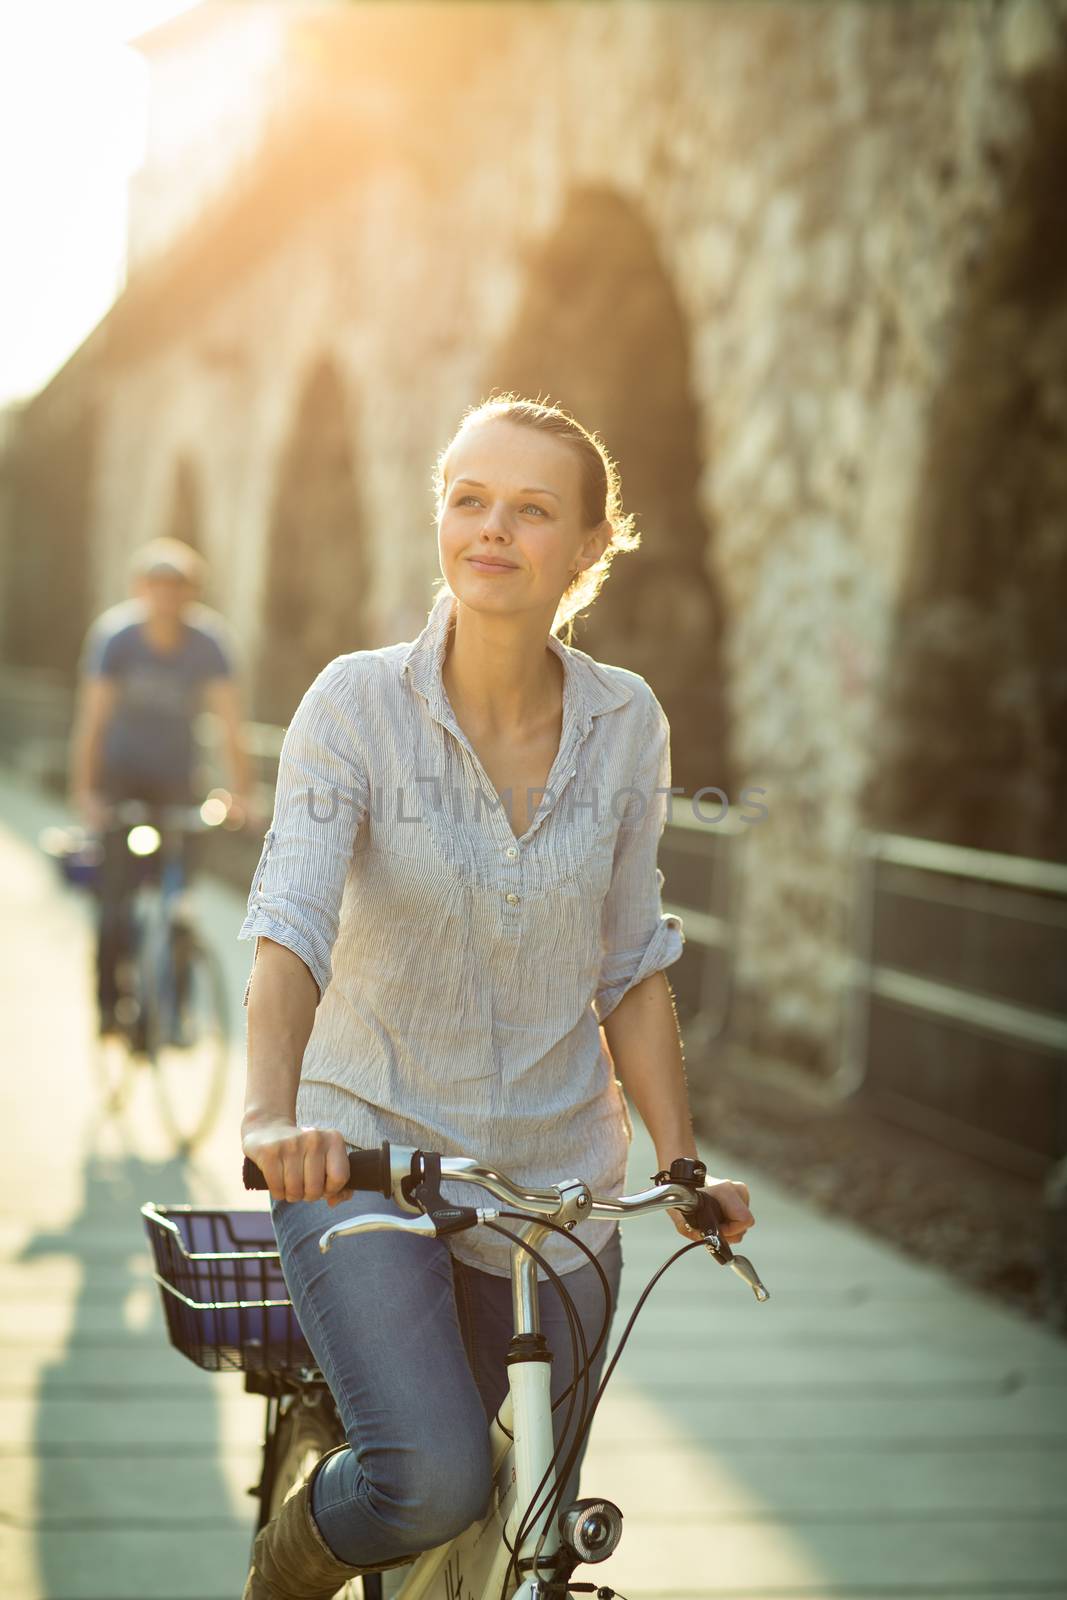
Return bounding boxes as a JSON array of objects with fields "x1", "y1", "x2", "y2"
[{"x1": 42, "y1": 794, "x2": 234, "y2": 1153}]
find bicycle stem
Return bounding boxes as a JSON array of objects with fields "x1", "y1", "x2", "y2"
[{"x1": 511, "y1": 1219, "x2": 554, "y2": 1338}]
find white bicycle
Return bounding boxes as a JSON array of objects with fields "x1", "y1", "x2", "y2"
[{"x1": 143, "y1": 1142, "x2": 768, "y2": 1600}]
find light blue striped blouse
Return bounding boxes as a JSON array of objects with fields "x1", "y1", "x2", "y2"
[{"x1": 239, "y1": 586, "x2": 685, "y2": 1277}]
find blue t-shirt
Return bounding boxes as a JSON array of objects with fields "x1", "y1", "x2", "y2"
[{"x1": 82, "y1": 601, "x2": 234, "y2": 792}]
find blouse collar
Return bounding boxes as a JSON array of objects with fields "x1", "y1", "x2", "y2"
[{"x1": 399, "y1": 587, "x2": 634, "y2": 726}]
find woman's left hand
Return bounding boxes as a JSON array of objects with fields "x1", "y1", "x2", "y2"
[{"x1": 670, "y1": 1178, "x2": 754, "y2": 1244}]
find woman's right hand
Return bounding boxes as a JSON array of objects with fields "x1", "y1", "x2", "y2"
[{"x1": 241, "y1": 1117, "x2": 354, "y2": 1207}]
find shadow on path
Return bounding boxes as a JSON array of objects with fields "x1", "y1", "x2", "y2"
[{"x1": 18, "y1": 1143, "x2": 244, "y2": 1598}]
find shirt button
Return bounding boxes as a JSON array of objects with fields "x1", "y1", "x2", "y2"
[
  {"x1": 505, "y1": 846, "x2": 518, "y2": 859},
  {"x1": 505, "y1": 892, "x2": 520, "y2": 905}
]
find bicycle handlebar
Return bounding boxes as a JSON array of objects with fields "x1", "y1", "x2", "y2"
[
  {"x1": 242, "y1": 1140, "x2": 769, "y2": 1300},
  {"x1": 242, "y1": 1142, "x2": 728, "y2": 1232},
  {"x1": 105, "y1": 800, "x2": 225, "y2": 832}
]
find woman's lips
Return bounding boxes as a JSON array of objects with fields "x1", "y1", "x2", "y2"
[{"x1": 467, "y1": 557, "x2": 519, "y2": 572}]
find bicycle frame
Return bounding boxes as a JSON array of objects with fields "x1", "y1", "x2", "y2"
[
  {"x1": 96, "y1": 797, "x2": 236, "y2": 1158},
  {"x1": 373, "y1": 1215, "x2": 566, "y2": 1600},
  {"x1": 146, "y1": 1152, "x2": 767, "y2": 1600},
  {"x1": 141, "y1": 859, "x2": 194, "y2": 1030},
  {"x1": 313, "y1": 1151, "x2": 768, "y2": 1600},
  {"x1": 111, "y1": 803, "x2": 202, "y2": 1041}
]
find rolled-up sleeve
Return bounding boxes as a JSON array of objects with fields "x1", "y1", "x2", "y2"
[
  {"x1": 238, "y1": 657, "x2": 368, "y2": 1003},
  {"x1": 593, "y1": 694, "x2": 685, "y2": 1024}
]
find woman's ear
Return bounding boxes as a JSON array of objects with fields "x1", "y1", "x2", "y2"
[{"x1": 575, "y1": 518, "x2": 613, "y2": 575}]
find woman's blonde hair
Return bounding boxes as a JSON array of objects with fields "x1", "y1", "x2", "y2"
[{"x1": 431, "y1": 393, "x2": 640, "y2": 644}]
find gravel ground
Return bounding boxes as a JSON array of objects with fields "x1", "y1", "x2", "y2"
[{"x1": 691, "y1": 1061, "x2": 1066, "y2": 1335}]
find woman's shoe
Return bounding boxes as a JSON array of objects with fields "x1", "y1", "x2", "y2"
[{"x1": 243, "y1": 1445, "x2": 414, "y2": 1599}]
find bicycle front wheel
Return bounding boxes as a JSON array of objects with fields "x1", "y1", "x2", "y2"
[
  {"x1": 263, "y1": 1396, "x2": 344, "y2": 1523},
  {"x1": 260, "y1": 1398, "x2": 382, "y2": 1600},
  {"x1": 149, "y1": 926, "x2": 230, "y2": 1154}
]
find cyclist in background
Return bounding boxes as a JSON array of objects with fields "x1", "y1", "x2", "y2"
[{"x1": 69, "y1": 537, "x2": 254, "y2": 1036}]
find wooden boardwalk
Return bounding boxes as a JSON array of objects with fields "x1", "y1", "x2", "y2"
[{"x1": 2, "y1": 772, "x2": 1066, "y2": 1599}]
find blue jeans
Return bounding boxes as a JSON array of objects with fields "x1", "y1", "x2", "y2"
[{"x1": 271, "y1": 1191, "x2": 623, "y2": 1566}]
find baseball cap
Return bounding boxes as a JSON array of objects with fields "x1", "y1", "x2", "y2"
[{"x1": 130, "y1": 539, "x2": 204, "y2": 584}]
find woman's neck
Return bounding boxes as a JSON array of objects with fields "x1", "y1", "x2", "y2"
[{"x1": 441, "y1": 603, "x2": 562, "y2": 737}]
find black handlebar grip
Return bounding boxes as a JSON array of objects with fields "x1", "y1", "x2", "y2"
[
  {"x1": 242, "y1": 1156, "x2": 269, "y2": 1191},
  {"x1": 242, "y1": 1140, "x2": 393, "y2": 1197},
  {"x1": 689, "y1": 1189, "x2": 727, "y2": 1233},
  {"x1": 347, "y1": 1141, "x2": 393, "y2": 1197}
]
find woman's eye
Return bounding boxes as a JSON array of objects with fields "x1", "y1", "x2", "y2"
[{"x1": 453, "y1": 494, "x2": 546, "y2": 516}]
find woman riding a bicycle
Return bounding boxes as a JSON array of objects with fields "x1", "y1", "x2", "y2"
[{"x1": 239, "y1": 397, "x2": 756, "y2": 1600}]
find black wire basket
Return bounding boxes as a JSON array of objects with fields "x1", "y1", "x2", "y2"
[{"x1": 142, "y1": 1203, "x2": 315, "y2": 1375}]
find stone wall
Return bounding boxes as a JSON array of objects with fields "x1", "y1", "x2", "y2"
[{"x1": 4, "y1": 0, "x2": 1065, "y2": 1080}]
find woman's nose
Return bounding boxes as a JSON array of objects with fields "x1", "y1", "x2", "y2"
[{"x1": 479, "y1": 503, "x2": 512, "y2": 538}]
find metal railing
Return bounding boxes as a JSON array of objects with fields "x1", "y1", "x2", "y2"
[
  {"x1": 659, "y1": 804, "x2": 746, "y2": 1055},
  {"x1": 842, "y1": 829, "x2": 1067, "y2": 1180},
  {"x1": 0, "y1": 671, "x2": 284, "y2": 803},
  {"x1": 0, "y1": 667, "x2": 74, "y2": 788}
]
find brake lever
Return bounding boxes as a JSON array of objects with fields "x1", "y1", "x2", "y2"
[
  {"x1": 723, "y1": 1250, "x2": 770, "y2": 1302},
  {"x1": 318, "y1": 1152, "x2": 483, "y2": 1255},
  {"x1": 678, "y1": 1185, "x2": 768, "y2": 1301},
  {"x1": 319, "y1": 1212, "x2": 438, "y2": 1253},
  {"x1": 701, "y1": 1229, "x2": 770, "y2": 1302}
]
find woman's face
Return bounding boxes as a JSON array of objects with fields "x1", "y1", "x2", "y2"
[{"x1": 437, "y1": 419, "x2": 609, "y2": 620}]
